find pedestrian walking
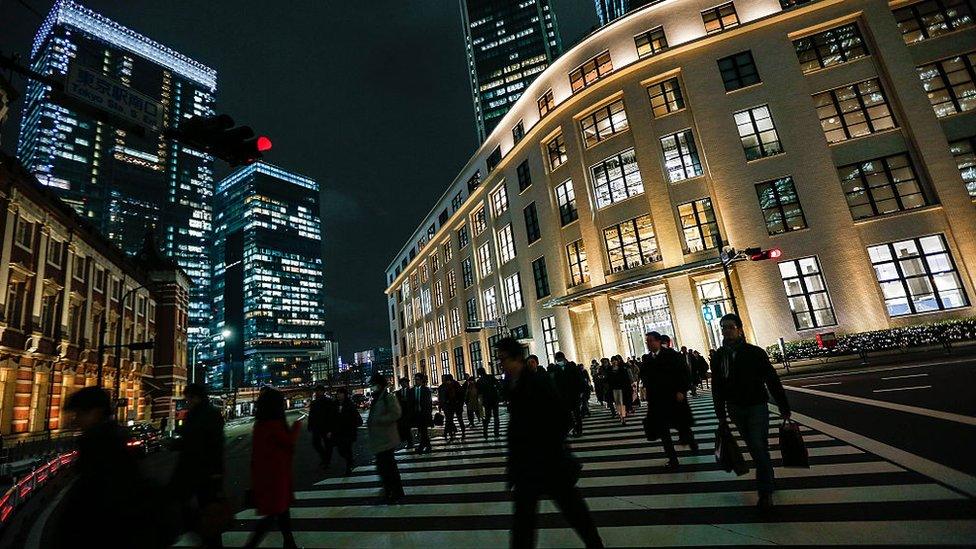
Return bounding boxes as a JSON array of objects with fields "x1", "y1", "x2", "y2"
[
  {"x1": 550, "y1": 351, "x2": 585, "y2": 437},
  {"x1": 408, "y1": 372, "x2": 434, "y2": 453},
  {"x1": 495, "y1": 337, "x2": 604, "y2": 549},
  {"x1": 308, "y1": 385, "x2": 337, "y2": 469},
  {"x1": 242, "y1": 388, "x2": 301, "y2": 549},
  {"x1": 608, "y1": 356, "x2": 633, "y2": 424},
  {"x1": 694, "y1": 350, "x2": 710, "y2": 389},
  {"x1": 333, "y1": 386, "x2": 363, "y2": 476},
  {"x1": 367, "y1": 373, "x2": 405, "y2": 504},
  {"x1": 395, "y1": 377, "x2": 415, "y2": 449},
  {"x1": 477, "y1": 366, "x2": 502, "y2": 438},
  {"x1": 438, "y1": 374, "x2": 466, "y2": 442},
  {"x1": 464, "y1": 373, "x2": 484, "y2": 427},
  {"x1": 681, "y1": 346, "x2": 699, "y2": 397},
  {"x1": 711, "y1": 313, "x2": 792, "y2": 511},
  {"x1": 640, "y1": 332, "x2": 698, "y2": 469},
  {"x1": 171, "y1": 383, "x2": 226, "y2": 549}
]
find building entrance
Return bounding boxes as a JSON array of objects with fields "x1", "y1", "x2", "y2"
[
  {"x1": 617, "y1": 292, "x2": 675, "y2": 358},
  {"x1": 697, "y1": 280, "x2": 731, "y2": 350}
]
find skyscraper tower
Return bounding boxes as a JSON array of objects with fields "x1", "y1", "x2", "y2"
[
  {"x1": 18, "y1": 1, "x2": 217, "y2": 362},
  {"x1": 460, "y1": 0, "x2": 562, "y2": 143},
  {"x1": 594, "y1": 0, "x2": 654, "y2": 26},
  {"x1": 211, "y1": 163, "x2": 326, "y2": 389}
]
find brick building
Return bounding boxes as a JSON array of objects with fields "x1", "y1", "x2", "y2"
[{"x1": 0, "y1": 151, "x2": 189, "y2": 439}]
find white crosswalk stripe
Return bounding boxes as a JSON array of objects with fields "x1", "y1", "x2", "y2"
[{"x1": 179, "y1": 392, "x2": 976, "y2": 547}]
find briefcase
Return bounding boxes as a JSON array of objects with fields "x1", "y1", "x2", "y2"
[
  {"x1": 433, "y1": 412, "x2": 444, "y2": 427},
  {"x1": 714, "y1": 425, "x2": 749, "y2": 476},
  {"x1": 779, "y1": 419, "x2": 809, "y2": 468}
]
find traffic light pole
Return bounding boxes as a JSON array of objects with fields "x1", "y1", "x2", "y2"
[{"x1": 715, "y1": 230, "x2": 741, "y2": 319}]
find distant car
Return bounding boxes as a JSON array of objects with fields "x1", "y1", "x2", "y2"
[{"x1": 128, "y1": 423, "x2": 164, "y2": 455}]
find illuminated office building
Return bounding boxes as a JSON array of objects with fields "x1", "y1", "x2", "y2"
[
  {"x1": 460, "y1": 0, "x2": 563, "y2": 142},
  {"x1": 212, "y1": 163, "x2": 326, "y2": 388},
  {"x1": 17, "y1": 0, "x2": 217, "y2": 364},
  {"x1": 595, "y1": 0, "x2": 655, "y2": 26},
  {"x1": 387, "y1": 0, "x2": 976, "y2": 382}
]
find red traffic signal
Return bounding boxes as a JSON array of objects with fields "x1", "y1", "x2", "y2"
[
  {"x1": 745, "y1": 247, "x2": 783, "y2": 261},
  {"x1": 256, "y1": 136, "x2": 273, "y2": 152},
  {"x1": 167, "y1": 115, "x2": 270, "y2": 166}
]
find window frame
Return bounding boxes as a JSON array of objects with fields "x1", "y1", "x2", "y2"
[
  {"x1": 702, "y1": 2, "x2": 740, "y2": 34},
  {"x1": 660, "y1": 129, "x2": 704, "y2": 183},
  {"x1": 504, "y1": 272, "x2": 524, "y2": 312},
  {"x1": 778, "y1": 256, "x2": 838, "y2": 330},
  {"x1": 734, "y1": 104, "x2": 784, "y2": 161},
  {"x1": 793, "y1": 22, "x2": 869, "y2": 73},
  {"x1": 555, "y1": 179, "x2": 579, "y2": 226},
  {"x1": 647, "y1": 77, "x2": 685, "y2": 118},
  {"x1": 868, "y1": 234, "x2": 970, "y2": 317},
  {"x1": 523, "y1": 202, "x2": 541, "y2": 244},
  {"x1": 545, "y1": 131, "x2": 568, "y2": 171},
  {"x1": 517, "y1": 160, "x2": 532, "y2": 192},
  {"x1": 532, "y1": 256, "x2": 551, "y2": 299},
  {"x1": 917, "y1": 51, "x2": 976, "y2": 118},
  {"x1": 718, "y1": 50, "x2": 761, "y2": 92},
  {"x1": 590, "y1": 148, "x2": 645, "y2": 208},
  {"x1": 567, "y1": 239, "x2": 590, "y2": 287},
  {"x1": 755, "y1": 176, "x2": 808, "y2": 235},
  {"x1": 490, "y1": 184, "x2": 510, "y2": 217},
  {"x1": 570, "y1": 51, "x2": 613, "y2": 93},
  {"x1": 812, "y1": 78, "x2": 898, "y2": 144},
  {"x1": 579, "y1": 98, "x2": 630, "y2": 147},
  {"x1": 837, "y1": 153, "x2": 928, "y2": 220},
  {"x1": 538, "y1": 89, "x2": 555, "y2": 118},
  {"x1": 893, "y1": 0, "x2": 976, "y2": 44},
  {"x1": 635, "y1": 26, "x2": 668, "y2": 58},
  {"x1": 497, "y1": 224, "x2": 517, "y2": 264},
  {"x1": 678, "y1": 198, "x2": 720, "y2": 253},
  {"x1": 603, "y1": 214, "x2": 661, "y2": 273}
]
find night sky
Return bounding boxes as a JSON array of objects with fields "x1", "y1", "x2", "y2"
[{"x1": 0, "y1": 1, "x2": 599, "y2": 359}]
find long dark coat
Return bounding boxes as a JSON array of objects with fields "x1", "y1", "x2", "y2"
[{"x1": 640, "y1": 348, "x2": 693, "y2": 431}]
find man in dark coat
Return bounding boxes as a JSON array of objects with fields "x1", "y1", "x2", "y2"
[
  {"x1": 407, "y1": 372, "x2": 434, "y2": 453},
  {"x1": 476, "y1": 366, "x2": 502, "y2": 437},
  {"x1": 640, "y1": 331, "x2": 697, "y2": 469},
  {"x1": 171, "y1": 383, "x2": 225, "y2": 548},
  {"x1": 395, "y1": 376, "x2": 414, "y2": 449},
  {"x1": 711, "y1": 313, "x2": 792, "y2": 511},
  {"x1": 438, "y1": 374, "x2": 466, "y2": 442},
  {"x1": 550, "y1": 351, "x2": 585, "y2": 437},
  {"x1": 495, "y1": 337, "x2": 603, "y2": 549},
  {"x1": 308, "y1": 385, "x2": 338, "y2": 468}
]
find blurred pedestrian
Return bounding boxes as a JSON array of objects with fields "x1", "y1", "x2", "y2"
[
  {"x1": 495, "y1": 337, "x2": 603, "y2": 549},
  {"x1": 550, "y1": 352, "x2": 585, "y2": 437},
  {"x1": 408, "y1": 372, "x2": 434, "y2": 453},
  {"x1": 367, "y1": 373, "x2": 404, "y2": 504},
  {"x1": 395, "y1": 376, "x2": 414, "y2": 449},
  {"x1": 243, "y1": 388, "x2": 302, "y2": 549},
  {"x1": 608, "y1": 356, "x2": 633, "y2": 424},
  {"x1": 463, "y1": 373, "x2": 483, "y2": 427},
  {"x1": 438, "y1": 374, "x2": 466, "y2": 442},
  {"x1": 712, "y1": 313, "x2": 792, "y2": 511},
  {"x1": 334, "y1": 387, "x2": 363, "y2": 475},
  {"x1": 477, "y1": 366, "x2": 502, "y2": 438},
  {"x1": 171, "y1": 383, "x2": 226, "y2": 548},
  {"x1": 308, "y1": 384, "x2": 337, "y2": 469}
]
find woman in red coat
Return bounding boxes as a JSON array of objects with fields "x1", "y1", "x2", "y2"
[{"x1": 243, "y1": 388, "x2": 301, "y2": 549}]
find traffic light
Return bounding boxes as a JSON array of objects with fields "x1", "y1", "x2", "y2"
[
  {"x1": 744, "y1": 247, "x2": 783, "y2": 261},
  {"x1": 166, "y1": 114, "x2": 271, "y2": 166}
]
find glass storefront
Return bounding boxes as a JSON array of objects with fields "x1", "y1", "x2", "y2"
[
  {"x1": 617, "y1": 291, "x2": 675, "y2": 358},
  {"x1": 697, "y1": 280, "x2": 731, "y2": 350}
]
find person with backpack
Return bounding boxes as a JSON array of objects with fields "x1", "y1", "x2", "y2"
[{"x1": 476, "y1": 366, "x2": 502, "y2": 437}]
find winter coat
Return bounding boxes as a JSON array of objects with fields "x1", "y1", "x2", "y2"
[
  {"x1": 367, "y1": 389, "x2": 402, "y2": 453},
  {"x1": 640, "y1": 348, "x2": 693, "y2": 431},
  {"x1": 334, "y1": 400, "x2": 363, "y2": 443},
  {"x1": 250, "y1": 419, "x2": 301, "y2": 516},
  {"x1": 506, "y1": 368, "x2": 579, "y2": 488}
]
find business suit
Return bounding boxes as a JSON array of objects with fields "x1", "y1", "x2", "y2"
[
  {"x1": 640, "y1": 347, "x2": 697, "y2": 464},
  {"x1": 407, "y1": 385, "x2": 434, "y2": 453}
]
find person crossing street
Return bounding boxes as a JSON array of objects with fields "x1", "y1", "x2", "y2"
[{"x1": 640, "y1": 332, "x2": 697, "y2": 470}]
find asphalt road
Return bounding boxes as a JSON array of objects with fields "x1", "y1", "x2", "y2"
[{"x1": 781, "y1": 356, "x2": 976, "y2": 477}]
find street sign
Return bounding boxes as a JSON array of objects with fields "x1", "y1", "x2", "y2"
[{"x1": 66, "y1": 64, "x2": 163, "y2": 131}]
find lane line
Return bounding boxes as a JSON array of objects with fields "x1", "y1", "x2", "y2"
[
  {"x1": 872, "y1": 385, "x2": 932, "y2": 393},
  {"x1": 881, "y1": 373, "x2": 929, "y2": 381},
  {"x1": 784, "y1": 384, "x2": 976, "y2": 426},
  {"x1": 801, "y1": 382, "x2": 842, "y2": 388}
]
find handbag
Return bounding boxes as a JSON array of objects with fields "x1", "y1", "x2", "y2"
[
  {"x1": 433, "y1": 412, "x2": 444, "y2": 426},
  {"x1": 714, "y1": 425, "x2": 749, "y2": 476},
  {"x1": 778, "y1": 419, "x2": 809, "y2": 468}
]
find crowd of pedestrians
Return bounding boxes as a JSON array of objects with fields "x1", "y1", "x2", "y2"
[{"x1": 52, "y1": 312, "x2": 791, "y2": 548}]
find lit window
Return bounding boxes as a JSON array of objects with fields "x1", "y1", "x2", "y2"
[
  {"x1": 678, "y1": 198, "x2": 719, "y2": 253},
  {"x1": 603, "y1": 215, "x2": 660, "y2": 273},
  {"x1": 812, "y1": 79, "x2": 897, "y2": 144},
  {"x1": 447, "y1": 269, "x2": 457, "y2": 298},
  {"x1": 949, "y1": 136, "x2": 976, "y2": 198},
  {"x1": 567, "y1": 239, "x2": 590, "y2": 286},
  {"x1": 483, "y1": 286, "x2": 499, "y2": 320},
  {"x1": 555, "y1": 179, "x2": 578, "y2": 226},
  {"x1": 490, "y1": 184, "x2": 509, "y2": 217},
  {"x1": 579, "y1": 99, "x2": 629, "y2": 147},
  {"x1": 487, "y1": 146, "x2": 502, "y2": 173},
  {"x1": 513, "y1": 121, "x2": 525, "y2": 144},
  {"x1": 434, "y1": 280, "x2": 444, "y2": 307},
  {"x1": 837, "y1": 153, "x2": 928, "y2": 220},
  {"x1": 570, "y1": 51, "x2": 613, "y2": 93},
  {"x1": 430, "y1": 252, "x2": 440, "y2": 274},
  {"x1": 590, "y1": 149, "x2": 645, "y2": 208},
  {"x1": 478, "y1": 242, "x2": 494, "y2": 278},
  {"x1": 504, "y1": 273, "x2": 524, "y2": 312},
  {"x1": 794, "y1": 23, "x2": 868, "y2": 73},
  {"x1": 462, "y1": 257, "x2": 474, "y2": 288},
  {"x1": 660, "y1": 130, "x2": 703, "y2": 182},
  {"x1": 457, "y1": 225, "x2": 470, "y2": 248},
  {"x1": 756, "y1": 176, "x2": 808, "y2": 235},
  {"x1": 472, "y1": 206, "x2": 488, "y2": 236},
  {"x1": 541, "y1": 316, "x2": 559, "y2": 364},
  {"x1": 892, "y1": 0, "x2": 976, "y2": 44},
  {"x1": 497, "y1": 224, "x2": 516, "y2": 264},
  {"x1": 466, "y1": 297, "x2": 478, "y2": 325},
  {"x1": 779, "y1": 256, "x2": 836, "y2": 330},
  {"x1": 14, "y1": 219, "x2": 33, "y2": 249},
  {"x1": 734, "y1": 105, "x2": 783, "y2": 160},
  {"x1": 718, "y1": 51, "x2": 760, "y2": 91},
  {"x1": 470, "y1": 340, "x2": 483, "y2": 369},
  {"x1": 648, "y1": 77, "x2": 684, "y2": 118},
  {"x1": 442, "y1": 240, "x2": 452, "y2": 262},
  {"x1": 917, "y1": 52, "x2": 976, "y2": 118},
  {"x1": 545, "y1": 131, "x2": 568, "y2": 171},
  {"x1": 702, "y1": 2, "x2": 739, "y2": 34},
  {"x1": 538, "y1": 89, "x2": 555, "y2": 118},
  {"x1": 868, "y1": 234, "x2": 968, "y2": 316},
  {"x1": 635, "y1": 26, "x2": 668, "y2": 58},
  {"x1": 450, "y1": 308, "x2": 461, "y2": 336}
]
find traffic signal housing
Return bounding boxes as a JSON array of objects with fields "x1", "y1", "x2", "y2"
[
  {"x1": 744, "y1": 247, "x2": 783, "y2": 261},
  {"x1": 166, "y1": 114, "x2": 271, "y2": 166}
]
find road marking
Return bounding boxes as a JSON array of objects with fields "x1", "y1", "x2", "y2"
[
  {"x1": 801, "y1": 381, "x2": 842, "y2": 388},
  {"x1": 784, "y1": 385, "x2": 976, "y2": 426},
  {"x1": 770, "y1": 403, "x2": 976, "y2": 498},
  {"x1": 881, "y1": 373, "x2": 929, "y2": 381},
  {"x1": 873, "y1": 385, "x2": 932, "y2": 393}
]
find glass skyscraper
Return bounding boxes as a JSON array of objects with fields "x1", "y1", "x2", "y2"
[
  {"x1": 18, "y1": 0, "x2": 217, "y2": 363},
  {"x1": 460, "y1": 0, "x2": 562, "y2": 142},
  {"x1": 594, "y1": 0, "x2": 654, "y2": 26},
  {"x1": 211, "y1": 163, "x2": 326, "y2": 389}
]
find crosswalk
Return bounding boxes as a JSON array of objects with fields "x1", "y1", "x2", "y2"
[{"x1": 198, "y1": 394, "x2": 976, "y2": 547}]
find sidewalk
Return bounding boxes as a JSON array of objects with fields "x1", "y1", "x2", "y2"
[{"x1": 774, "y1": 343, "x2": 976, "y2": 379}]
